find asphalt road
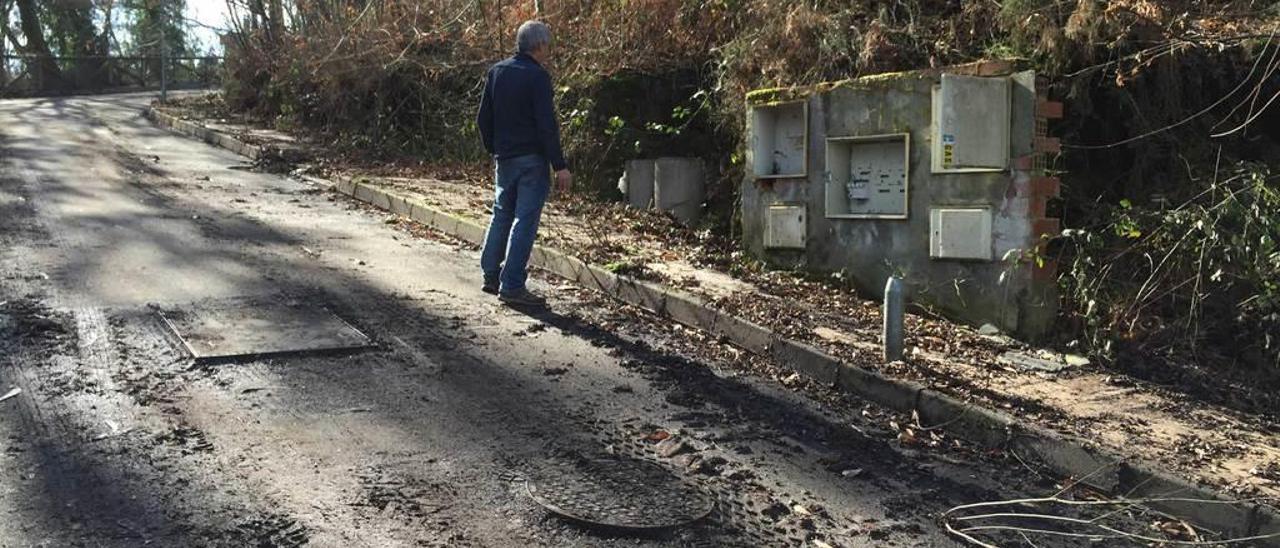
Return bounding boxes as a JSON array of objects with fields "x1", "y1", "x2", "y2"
[{"x1": 0, "y1": 93, "x2": 1145, "y2": 547}]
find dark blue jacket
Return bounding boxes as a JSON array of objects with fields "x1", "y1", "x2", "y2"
[{"x1": 477, "y1": 53, "x2": 567, "y2": 171}]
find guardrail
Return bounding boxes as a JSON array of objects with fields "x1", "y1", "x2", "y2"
[{"x1": 0, "y1": 55, "x2": 222, "y2": 97}]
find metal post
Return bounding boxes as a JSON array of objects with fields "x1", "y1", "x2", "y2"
[
  {"x1": 159, "y1": 0, "x2": 168, "y2": 102},
  {"x1": 883, "y1": 276, "x2": 905, "y2": 362}
]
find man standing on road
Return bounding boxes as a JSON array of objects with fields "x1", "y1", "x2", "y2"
[{"x1": 477, "y1": 20, "x2": 572, "y2": 307}]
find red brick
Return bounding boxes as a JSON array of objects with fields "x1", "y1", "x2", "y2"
[
  {"x1": 1032, "y1": 218, "x2": 1061, "y2": 239},
  {"x1": 1011, "y1": 155, "x2": 1036, "y2": 171},
  {"x1": 1030, "y1": 176, "x2": 1061, "y2": 198},
  {"x1": 1029, "y1": 196, "x2": 1048, "y2": 218},
  {"x1": 1036, "y1": 101, "x2": 1064, "y2": 119},
  {"x1": 948, "y1": 60, "x2": 1015, "y2": 77},
  {"x1": 976, "y1": 60, "x2": 1014, "y2": 77},
  {"x1": 1032, "y1": 257, "x2": 1059, "y2": 282},
  {"x1": 1034, "y1": 137, "x2": 1062, "y2": 154}
]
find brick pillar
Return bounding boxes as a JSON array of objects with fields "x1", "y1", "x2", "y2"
[{"x1": 1029, "y1": 96, "x2": 1063, "y2": 283}]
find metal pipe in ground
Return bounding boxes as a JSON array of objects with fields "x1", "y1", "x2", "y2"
[{"x1": 883, "y1": 276, "x2": 905, "y2": 362}]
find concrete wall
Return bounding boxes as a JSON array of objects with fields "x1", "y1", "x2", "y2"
[
  {"x1": 741, "y1": 62, "x2": 1061, "y2": 339},
  {"x1": 620, "y1": 157, "x2": 706, "y2": 226}
]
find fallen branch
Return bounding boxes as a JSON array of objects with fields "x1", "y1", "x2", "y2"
[
  {"x1": 0, "y1": 387, "x2": 21, "y2": 403},
  {"x1": 944, "y1": 492, "x2": 1280, "y2": 547}
]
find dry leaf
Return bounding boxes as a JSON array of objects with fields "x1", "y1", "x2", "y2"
[{"x1": 645, "y1": 430, "x2": 671, "y2": 442}]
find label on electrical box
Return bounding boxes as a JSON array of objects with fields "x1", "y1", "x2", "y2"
[{"x1": 942, "y1": 134, "x2": 956, "y2": 168}]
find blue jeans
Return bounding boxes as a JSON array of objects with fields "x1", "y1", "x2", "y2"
[{"x1": 481, "y1": 154, "x2": 550, "y2": 293}]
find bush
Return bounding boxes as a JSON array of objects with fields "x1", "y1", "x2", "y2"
[{"x1": 1062, "y1": 162, "x2": 1280, "y2": 370}]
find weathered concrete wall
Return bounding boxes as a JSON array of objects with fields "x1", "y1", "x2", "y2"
[
  {"x1": 742, "y1": 62, "x2": 1061, "y2": 339},
  {"x1": 620, "y1": 157, "x2": 706, "y2": 226},
  {"x1": 619, "y1": 159, "x2": 655, "y2": 209},
  {"x1": 654, "y1": 157, "x2": 705, "y2": 226}
]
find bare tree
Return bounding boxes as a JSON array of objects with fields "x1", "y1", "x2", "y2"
[
  {"x1": 13, "y1": 0, "x2": 66, "y2": 91},
  {"x1": 267, "y1": 0, "x2": 283, "y2": 41},
  {"x1": 48, "y1": 0, "x2": 108, "y2": 88},
  {"x1": 1, "y1": 0, "x2": 10, "y2": 88},
  {"x1": 98, "y1": 0, "x2": 120, "y2": 86}
]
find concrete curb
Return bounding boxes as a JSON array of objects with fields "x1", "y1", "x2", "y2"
[
  {"x1": 149, "y1": 109, "x2": 1280, "y2": 545},
  {"x1": 146, "y1": 107, "x2": 263, "y2": 160}
]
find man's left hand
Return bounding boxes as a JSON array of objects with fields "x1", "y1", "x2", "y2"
[{"x1": 554, "y1": 169, "x2": 572, "y2": 196}]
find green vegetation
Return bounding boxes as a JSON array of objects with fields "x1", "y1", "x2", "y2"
[{"x1": 1063, "y1": 161, "x2": 1280, "y2": 372}]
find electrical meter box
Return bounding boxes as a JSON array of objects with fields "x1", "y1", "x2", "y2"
[
  {"x1": 930, "y1": 207, "x2": 994, "y2": 260},
  {"x1": 750, "y1": 101, "x2": 808, "y2": 179},
  {"x1": 765, "y1": 204, "x2": 807, "y2": 249},
  {"x1": 933, "y1": 74, "x2": 1011, "y2": 172},
  {"x1": 824, "y1": 134, "x2": 910, "y2": 219}
]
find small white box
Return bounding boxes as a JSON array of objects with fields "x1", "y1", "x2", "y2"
[
  {"x1": 765, "y1": 204, "x2": 807, "y2": 249},
  {"x1": 930, "y1": 208, "x2": 993, "y2": 260}
]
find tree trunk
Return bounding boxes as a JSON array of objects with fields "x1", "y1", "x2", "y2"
[
  {"x1": 100, "y1": 0, "x2": 117, "y2": 87},
  {"x1": 60, "y1": 0, "x2": 106, "y2": 89},
  {"x1": 1, "y1": 0, "x2": 9, "y2": 89},
  {"x1": 248, "y1": 0, "x2": 266, "y2": 31},
  {"x1": 267, "y1": 0, "x2": 284, "y2": 41},
  {"x1": 14, "y1": 0, "x2": 66, "y2": 92},
  {"x1": 139, "y1": 0, "x2": 165, "y2": 86}
]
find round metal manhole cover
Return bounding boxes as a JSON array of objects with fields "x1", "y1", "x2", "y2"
[{"x1": 525, "y1": 455, "x2": 713, "y2": 530}]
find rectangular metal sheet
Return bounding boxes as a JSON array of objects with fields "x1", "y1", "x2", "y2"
[
  {"x1": 930, "y1": 207, "x2": 994, "y2": 261},
  {"x1": 765, "y1": 204, "x2": 806, "y2": 249},
  {"x1": 158, "y1": 298, "x2": 371, "y2": 361},
  {"x1": 939, "y1": 74, "x2": 1011, "y2": 169}
]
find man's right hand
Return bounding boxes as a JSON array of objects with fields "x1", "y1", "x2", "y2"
[{"x1": 554, "y1": 169, "x2": 572, "y2": 196}]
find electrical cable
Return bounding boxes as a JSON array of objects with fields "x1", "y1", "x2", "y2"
[{"x1": 1062, "y1": 28, "x2": 1278, "y2": 150}]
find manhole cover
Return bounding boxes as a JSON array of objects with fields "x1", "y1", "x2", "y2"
[
  {"x1": 158, "y1": 297, "x2": 371, "y2": 361},
  {"x1": 525, "y1": 455, "x2": 713, "y2": 531}
]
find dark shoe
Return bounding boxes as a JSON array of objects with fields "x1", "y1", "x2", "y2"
[
  {"x1": 499, "y1": 288, "x2": 546, "y2": 307},
  {"x1": 482, "y1": 278, "x2": 499, "y2": 295}
]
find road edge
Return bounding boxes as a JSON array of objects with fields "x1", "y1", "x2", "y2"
[
  {"x1": 145, "y1": 105, "x2": 1280, "y2": 545},
  {"x1": 146, "y1": 107, "x2": 263, "y2": 160}
]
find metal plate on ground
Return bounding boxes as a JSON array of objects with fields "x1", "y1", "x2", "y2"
[
  {"x1": 158, "y1": 298, "x2": 371, "y2": 361},
  {"x1": 997, "y1": 350, "x2": 1087, "y2": 373},
  {"x1": 525, "y1": 455, "x2": 713, "y2": 531}
]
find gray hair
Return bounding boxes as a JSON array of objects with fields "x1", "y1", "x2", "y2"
[{"x1": 516, "y1": 20, "x2": 552, "y2": 54}]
